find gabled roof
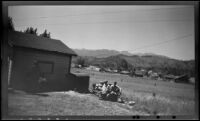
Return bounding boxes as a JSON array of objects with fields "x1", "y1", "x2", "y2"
[{"x1": 8, "y1": 31, "x2": 77, "y2": 56}]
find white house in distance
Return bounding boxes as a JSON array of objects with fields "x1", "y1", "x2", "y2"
[{"x1": 86, "y1": 65, "x2": 101, "y2": 71}]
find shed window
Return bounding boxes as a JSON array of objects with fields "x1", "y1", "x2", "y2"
[{"x1": 38, "y1": 61, "x2": 54, "y2": 73}]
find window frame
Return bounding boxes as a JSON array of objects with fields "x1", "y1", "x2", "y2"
[{"x1": 37, "y1": 60, "x2": 54, "y2": 74}]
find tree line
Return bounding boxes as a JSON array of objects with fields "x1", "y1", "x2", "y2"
[
  {"x1": 23, "y1": 27, "x2": 51, "y2": 38},
  {"x1": 8, "y1": 17, "x2": 51, "y2": 38},
  {"x1": 73, "y1": 56, "x2": 195, "y2": 77}
]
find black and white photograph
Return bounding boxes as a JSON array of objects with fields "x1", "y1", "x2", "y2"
[{"x1": 1, "y1": 1, "x2": 199, "y2": 120}]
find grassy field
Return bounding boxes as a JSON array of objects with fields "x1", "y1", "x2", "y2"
[
  {"x1": 8, "y1": 68, "x2": 195, "y2": 116},
  {"x1": 71, "y1": 68, "x2": 195, "y2": 115}
]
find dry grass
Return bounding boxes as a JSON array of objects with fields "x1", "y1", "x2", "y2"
[
  {"x1": 120, "y1": 91, "x2": 195, "y2": 115},
  {"x1": 71, "y1": 68, "x2": 195, "y2": 115},
  {"x1": 8, "y1": 68, "x2": 195, "y2": 116},
  {"x1": 8, "y1": 90, "x2": 136, "y2": 116}
]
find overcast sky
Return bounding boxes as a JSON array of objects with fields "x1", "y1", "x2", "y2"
[{"x1": 8, "y1": 5, "x2": 194, "y2": 60}]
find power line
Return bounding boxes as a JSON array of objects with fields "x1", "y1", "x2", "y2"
[
  {"x1": 127, "y1": 34, "x2": 193, "y2": 52},
  {"x1": 12, "y1": 6, "x2": 192, "y2": 22}
]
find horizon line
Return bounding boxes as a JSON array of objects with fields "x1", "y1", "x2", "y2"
[{"x1": 72, "y1": 48, "x2": 195, "y2": 61}]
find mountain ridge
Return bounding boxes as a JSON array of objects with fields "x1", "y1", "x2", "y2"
[
  {"x1": 73, "y1": 48, "x2": 191, "y2": 61},
  {"x1": 72, "y1": 49, "x2": 195, "y2": 77}
]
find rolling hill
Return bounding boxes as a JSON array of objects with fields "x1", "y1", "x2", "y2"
[
  {"x1": 72, "y1": 49, "x2": 195, "y2": 77},
  {"x1": 73, "y1": 48, "x2": 133, "y2": 58}
]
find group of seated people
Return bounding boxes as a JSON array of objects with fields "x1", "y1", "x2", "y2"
[{"x1": 92, "y1": 81, "x2": 122, "y2": 101}]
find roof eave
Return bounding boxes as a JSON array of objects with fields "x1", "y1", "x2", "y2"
[
  {"x1": 72, "y1": 54, "x2": 78, "y2": 56},
  {"x1": 13, "y1": 45, "x2": 77, "y2": 56}
]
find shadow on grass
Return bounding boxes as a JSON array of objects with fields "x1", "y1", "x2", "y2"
[{"x1": 9, "y1": 87, "x2": 90, "y2": 97}]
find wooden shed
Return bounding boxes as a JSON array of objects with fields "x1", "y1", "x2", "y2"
[{"x1": 8, "y1": 31, "x2": 89, "y2": 92}]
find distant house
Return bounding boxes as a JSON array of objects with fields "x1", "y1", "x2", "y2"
[
  {"x1": 78, "y1": 64, "x2": 82, "y2": 68},
  {"x1": 86, "y1": 65, "x2": 100, "y2": 71},
  {"x1": 120, "y1": 70, "x2": 130, "y2": 75},
  {"x1": 99, "y1": 68, "x2": 106, "y2": 72},
  {"x1": 8, "y1": 31, "x2": 89, "y2": 92},
  {"x1": 73, "y1": 64, "x2": 82, "y2": 68},
  {"x1": 163, "y1": 74, "x2": 176, "y2": 81},
  {"x1": 94, "y1": 66, "x2": 100, "y2": 71},
  {"x1": 147, "y1": 70, "x2": 153, "y2": 76},
  {"x1": 112, "y1": 69, "x2": 118, "y2": 73},
  {"x1": 174, "y1": 74, "x2": 189, "y2": 83},
  {"x1": 104, "y1": 68, "x2": 112, "y2": 73},
  {"x1": 150, "y1": 72, "x2": 159, "y2": 79},
  {"x1": 134, "y1": 70, "x2": 145, "y2": 77}
]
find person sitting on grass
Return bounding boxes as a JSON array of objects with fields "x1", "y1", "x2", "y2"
[
  {"x1": 92, "y1": 81, "x2": 108, "y2": 96},
  {"x1": 99, "y1": 81, "x2": 109, "y2": 99},
  {"x1": 108, "y1": 82, "x2": 122, "y2": 101},
  {"x1": 97, "y1": 81, "x2": 106, "y2": 91},
  {"x1": 107, "y1": 84, "x2": 112, "y2": 93}
]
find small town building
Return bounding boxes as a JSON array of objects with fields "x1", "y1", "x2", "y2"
[{"x1": 174, "y1": 74, "x2": 189, "y2": 83}]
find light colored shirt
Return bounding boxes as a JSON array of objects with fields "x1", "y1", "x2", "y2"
[{"x1": 101, "y1": 84, "x2": 108, "y2": 94}]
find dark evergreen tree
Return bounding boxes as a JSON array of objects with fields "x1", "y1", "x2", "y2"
[
  {"x1": 40, "y1": 29, "x2": 51, "y2": 38},
  {"x1": 8, "y1": 17, "x2": 15, "y2": 31},
  {"x1": 24, "y1": 27, "x2": 38, "y2": 35}
]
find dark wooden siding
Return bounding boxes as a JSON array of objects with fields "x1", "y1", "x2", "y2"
[{"x1": 10, "y1": 47, "x2": 71, "y2": 90}]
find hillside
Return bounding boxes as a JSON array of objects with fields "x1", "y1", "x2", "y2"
[
  {"x1": 72, "y1": 54, "x2": 195, "y2": 77},
  {"x1": 120, "y1": 54, "x2": 195, "y2": 76},
  {"x1": 73, "y1": 48, "x2": 172, "y2": 59},
  {"x1": 73, "y1": 49, "x2": 133, "y2": 58}
]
